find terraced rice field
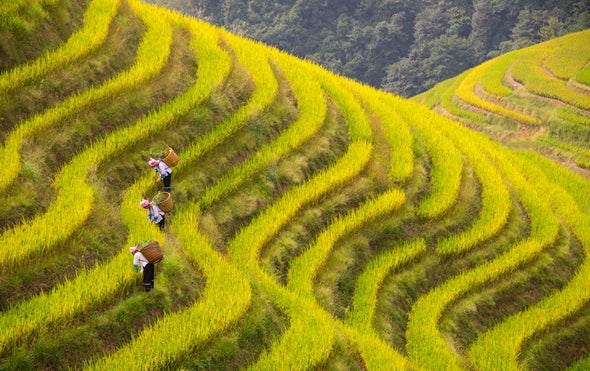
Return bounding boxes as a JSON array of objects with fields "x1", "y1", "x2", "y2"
[
  {"x1": 1, "y1": 0, "x2": 590, "y2": 369},
  {"x1": 415, "y1": 30, "x2": 590, "y2": 176}
]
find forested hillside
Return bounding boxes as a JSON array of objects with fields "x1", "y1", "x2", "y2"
[
  {"x1": 146, "y1": 0, "x2": 590, "y2": 96},
  {"x1": 2, "y1": 0, "x2": 590, "y2": 370}
]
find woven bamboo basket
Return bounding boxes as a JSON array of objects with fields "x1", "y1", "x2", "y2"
[
  {"x1": 161, "y1": 147, "x2": 178, "y2": 167},
  {"x1": 153, "y1": 191, "x2": 173, "y2": 213},
  {"x1": 140, "y1": 241, "x2": 163, "y2": 264}
]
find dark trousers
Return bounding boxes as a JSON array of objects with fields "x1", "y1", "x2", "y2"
[
  {"x1": 163, "y1": 173, "x2": 171, "y2": 191},
  {"x1": 157, "y1": 215, "x2": 165, "y2": 231},
  {"x1": 143, "y1": 263, "x2": 155, "y2": 291}
]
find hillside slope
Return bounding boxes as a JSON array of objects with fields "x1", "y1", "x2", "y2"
[
  {"x1": 0, "y1": 0, "x2": 88, "y2": 71},
  {"x1": 1, "y1": 1, "x2": 590, "y2": 370},
  {"x1": 147, "y1": 0, "x2": 590, "y2": 97},
  {"x1": 414, "y1": 29, "x2": 590, "y2": 178}
]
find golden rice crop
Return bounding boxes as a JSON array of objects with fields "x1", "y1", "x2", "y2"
[
  {"x1": 287, "y1": 188, "x2": 407, "y2": 300},
  {"x1": 432, "y1": 116, "x2": 511, "y2": 256},
  {"x1": 347, "y1": 239, "x2": 426, "y2": 331},
  {"x1": 313, "y1": 68, "x2": 373, "y2": 143},
  {"x1": 405, "y1": 112, "x2": 463, "y2": 219},
  {"x1": 407, "y1": 136, "x2": 559, "y2": 371},
  {"x1": 469, "y1": 151, "x2": 590, "y2": 370},
  {"x1": 511, "y1": 43, "x2": 590, "y2": 110},
  {"x1": 179, "y1": 32, "x2": 278, "y2": 170},
  {"x1": 0, "y1": 6, "x2": 230, "y2": 351},
  {"x1": 0, "y1": 0, "x2": 120, "y2": 93},
  {"x1": 542, "y1": 30, "x2": 590, "y2": 80},
  {"x1": 199, "y1": 50, "x2": 328, "y2": 209},
  {"x1": 479, "y1": 52, "x2": 518, "y2": 97},
  {"x1": 87, "y1": 208, "x2": 251, "y2": 370},
  {"x1": 352, "y1": 84, "x2": 415, "y2": 183},
  {"x1": 0, "y1": 0, "x2": 172, "y2": 194},
  {"x1": 227, "y1": 141, "x2": 374, "y2": 368},
  {"x1": 455, "y1": 61, "x2": 541, "y2": 125}
]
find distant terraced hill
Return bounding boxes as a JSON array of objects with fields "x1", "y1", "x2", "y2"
[
  {"x1": 1, "y1": 1, "x2": 590, "y2": 370},
  {"x1": 415, "y1": 30, "x2": 590, "y2": 177}
]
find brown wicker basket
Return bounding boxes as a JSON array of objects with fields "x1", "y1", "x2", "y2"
[
  {"x1": 140, "y1": 241, "x2": 164, "y2": 264},
  {"x1": 161, "y1": 147, "x2": 178, "y2": 167},
  {"x1": 153, "y1": 191, "x2": 173, "y2": 213}
]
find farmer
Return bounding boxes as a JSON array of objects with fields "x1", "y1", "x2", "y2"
[
  {"x1": 140, "y1": 199, "x2": 165, "y2": 230},
  {"x1": 130, "y1": 246, "x2": 155, "y2": 292},
  {"x1": 148, "y1": 158, "x2": 172, "y2": 191}
]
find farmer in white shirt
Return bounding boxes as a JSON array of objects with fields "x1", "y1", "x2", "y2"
[
  {"x1": 130, "y1": 246, "x2": 155, "y2": 292},
  {"x1": 148, "y1": 158, "x2": 172, "y2": 191},
  {"x1": 140, "y1": 199, "x2": 165, "y2": 230}
]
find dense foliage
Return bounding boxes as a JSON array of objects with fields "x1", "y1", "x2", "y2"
[{"x1": 146, "y1": 0, "x2": 590, "y2": 96}]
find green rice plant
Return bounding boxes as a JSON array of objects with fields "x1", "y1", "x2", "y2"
[
  {"x1": 0, "y1": 13, "x2": 25, "y2": 32},
  {"x1": 511, "y1": 36, "x2": 590, "y2": 110},
  {"x1": 354, "y1": 83, "x2": 415, "y2": 182},
  {"x1": 215, "y1": 50, "x2": 413, "y2": 366},
  {"x1": 215, "y1": 51, "x2": 415, "y2": 366},
  {"x1": 575, "y1": 64, "x2": 590, "y2": 87},
  {"x1": 0, "y1": 0, "x2": 175, "y2": 265},
  {"x1": 406, "y1": 142, "x2": 559, "y2": 371},
  {"x1": 0, "y1": 0, "x2": 58, "y2": 16},
  {"x1": 224, "y1": 137, "x2": 410, "y2": 368},
  {"x1": 86, "y1": 18, "x2": 308, "y2": 369},
  {"x1": 575, "y1": 156, "x2": 590, "y2": 170},
  {"x1": 570, "y1": 356, "x2": 590, "y2": 370},
  {"x1": 479, "y1": 51, "x2": 518, "y2": 97},
  {"x1": 254, "y1": 290, "x2": 412, "y2": 369},
  {"x1": 0, "y1": 10, "x2": 230, "y2": 352},
  {"x1": 404, "y1": 111, "x2": 463, "y2": 219},
  {"x1": 468, "y1": 151, "x2": 590, "y2": 370},
  {"x1": 456, "y1": 61, "x2": 542, "y2": 125},
  {"x1": 413, "y1": 76, "x2": 456, "y2": 108},
  {"x1": 0, "y1": 163, "x2": 165, "y2": 357},
  {"x1": 287, "y1": 188, "x2": 407, "y2": 300},
  {"x1": 0, "y1": 246, "x2": 157, "y2": 357},
  {"x1": 252, "y1": 296, "x2": 336, "y2": 370},
  {"x1": 542, "y1": 30, "x2": 590, "y2": 80},
  {"x1": 88, "y1": 25, "x2": 291, "y2": 370},
  {"x1": 87, "y1": 207, "x2": 251, "y2": 370},
  {"x1": 215, "y1": 59, "x2": 411, "y2": 366},
  {"x1": 89, "y1": 36, "x2": 281, "y2": 370},
  {"x1": 530, "y1": 152, "x2": 590, "y2": 213},
  {"x1": 434, "y1": 70, "x2": 489, "y2": 124},
  {"x1": 538, "y1": 135, "x2": 590, "y2": 160},
  {"x1": 312, "y1": 68, "x2": 372, "y2": 143},
  {"x1": 229, "y1": 140, "x2": 372, "y2": 272},
  {"x1": 92, "y1": 38, "x2": 332, "y2": 370},
  {"x1": 557, "y1": 108, "x2": 590, "y2": 126},
  {"x1": 0, "y1": 0, "x2": 172, "y2": 194},
  {"x1": 339, "y1": 324, "x2": 411, "y2": 370},
  {"x1": 178, "y1": 32, "x2": 278, "y2": 173},
  {"x1": 346, "y1": 239, "x2": 426, "y2": 331},
  {"x1": 428, "y1": 115, "x2": 511, "y2": 256},
  {"x1": 0, "y1": 0, "x2": 120, "y2": 92},
  {"x1": 227, "y1": 140, "x2": 372, "y2": 367},
  {"x1": 199, "y1": 50, "x2": 327, "y2": 209},
  {"x1": 395, "y1": 99, "x2": 510, "y2": 252}
]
